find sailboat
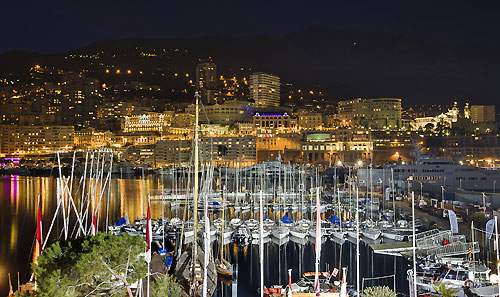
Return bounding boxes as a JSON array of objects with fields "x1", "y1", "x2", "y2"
[{"x1": 175, "y1": 92, "x2": 217, "y2": 297}]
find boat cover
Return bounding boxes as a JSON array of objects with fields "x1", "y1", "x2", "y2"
[
  {"x1": 330, "y1": 215, "x2": 340, "y2": 224},
  {"x1": 281, "y1": 215, "x2": 293, "y2": 224},
  {"x1": 116, "y1": 217, "x2": 127, "y2": 226}
]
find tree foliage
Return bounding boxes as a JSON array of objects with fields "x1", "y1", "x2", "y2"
[
  {"x1": 33, "y1": 233, "x2": 147, "y2": 297},
  {"x1": 151, "y1": 274, "x2": 185, "y2": 296},
  {"x1": 432, "y1": 282, "x2": 460, "y2": 297},
  {"x1": 362, "y1": 286, "x2": 397, "y2": 297}
]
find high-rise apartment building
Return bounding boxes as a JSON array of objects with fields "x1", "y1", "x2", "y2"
[
  {"x1": 0, "y1": 125, "x2": 74, "y2": 155},
  {"x1": 471, "y1": 105, "x2": 496, "y2": 123},
  {"x1": 337, "y1": 98, "x2": 402, "y2": 130},
  {"x1": 249, "y1": 72, "x2": 280, "y2": 107},
  {"x1": 196, "y1": 59, "x2": 217, "y2": 104},
  {"x1": 368, "y1": 98, "x2": 402, "y2": 130}
]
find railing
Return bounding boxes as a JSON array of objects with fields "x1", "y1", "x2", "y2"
[
  {"x1": 408, "y1": 229, "x2": 441, "y2": 241},
  {"x1": 416, "y1": 231, "x2": 453, "y2": 248},
  {"x1": 425, "y1": 241, "x2": 479, "y2": 257}
]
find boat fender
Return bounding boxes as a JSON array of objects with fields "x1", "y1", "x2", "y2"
[{"x1": 464, "y1": 280, "x2": 474, "y2": 287}]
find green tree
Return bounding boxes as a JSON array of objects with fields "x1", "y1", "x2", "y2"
[
  {"x1": 151, "y1": 274, "x2": 185, "y2": 296},
  {"x1": 432, "y1": 282, "x2": 460, "y2": 297},
  {"x1": 362, "y1": 285, "x2": 397, "y2": 297},
  {"x1": 33, "y1": 233, "x2": 147, "y2": 297}
]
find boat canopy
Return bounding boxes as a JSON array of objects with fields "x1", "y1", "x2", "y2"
[
  {"x1": 116, "y1": 217, "x2": 127, "y2": 226},
  {"x1": 330, "y1": 215, "x2": 340, "y2": 224},
  {"x1": 281, "y1": 215, "x2": 293, "y2": 224}
]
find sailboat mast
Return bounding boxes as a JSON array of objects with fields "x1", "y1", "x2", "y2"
[
  {"x1": 259, "y1": 190, "x2": 264, "y2": 297},
  {"x1": 220, "y1": 187, "x2": 225, "y2": 261},
  {"x1": 411, "y1": 192, "x2": 417, "y2": 297},
  {"x1": 356, "y1": 184, "x2": 360, "y2": 296},
  {"x1": 314, "y1": 187, "x2": 321, "y2": 294},
  {"x1": 191, "y1": 92, "x2": 200, "y2": 294}
]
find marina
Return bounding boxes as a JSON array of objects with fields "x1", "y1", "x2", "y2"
[{"x1": 2, "y1": 98, "x2": 500, "y2": 296}]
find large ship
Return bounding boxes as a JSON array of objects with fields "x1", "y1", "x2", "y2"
[{"x1": 359, "y1": 145, "x2": 500, "y2": 203}]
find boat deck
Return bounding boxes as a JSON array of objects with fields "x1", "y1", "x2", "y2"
[{"x1": 370, "y1": 242, "x2": 414, "y2": 256}]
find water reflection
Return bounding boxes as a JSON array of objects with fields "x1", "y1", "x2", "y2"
[{"x1": 0, "y1": 175, "x2": 409, "y2": 296}]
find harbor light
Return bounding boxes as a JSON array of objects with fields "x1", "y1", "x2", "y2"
[{"x1": 357, "y1": 160, "x2": 363, "y2": 166}]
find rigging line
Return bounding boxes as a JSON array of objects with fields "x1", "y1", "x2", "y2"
[
  {"x1": 472, "y1": 227, "x2": 491, "y2": 234},
  {"x1": 362, "y1": 274, "x2": 396, "y2": 281}
]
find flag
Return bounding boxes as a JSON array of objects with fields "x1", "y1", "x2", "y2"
[
  {"x1": 91, "y1": 211, "x2": 97, "y2": 236},
  {"x1": 331, "y1": 267, "x2": 339, "y2": 278},
  {"x1": 486, "y1": 218, "x2": 495, "y2": 240},
  {"x1": 36, "y1": 199, "x2": 43, "y2": 254},
  {"x1": 145, "y1": 199, "x2": 152, "y2": 263},
  {"x1": 448, "y1": 210, "x2": 458, "y2": 234},
  {"x1": 288, "y1": 269, "x2": 292, "y2": 297}
]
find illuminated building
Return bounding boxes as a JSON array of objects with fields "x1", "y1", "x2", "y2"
[
  {"x1": 200, "y1": 124, "x2": 229, "y2": 135},
  {"x1": 412, "y1": 105, "x2": 459, "y2": 131},
  {"x1": 200, "y1": 135, "x2": 256, "y2": 167},
  {"x1": 368, "y1": 98, "x2": 402, "y2": 130},
  {"x1": 250, "y1": 72, "x2": 280, "y2": 107},
  {"x1": 19, "y1": 114, "x2": 57, "y2": 126},
  {"x1": 0, "y1": 125, "x2": 74, "y2": 155},
  {"x1": 238, "y1": 123, "x2": 255, "y2": 135},
  {"x1": 121, "y1": 112, "x2": 172, "y2": 133},
  {"x1": 60, "y1": 73, "x2": 99, "y2": 129},
  {"x1": 337, "y1": 98, "x2": 368, "y2": 127},
  {"x1": 297, "y1": 112, "x2": 323, "y2": 130},
  {"x1": 171, "y1": 113, "x2": 195, "y2": 128},
  {"x1": 257, "y1": 133, "x2": 301, "y2": 162},
  {"x1": 186, "y1": 100, "x2": 254, "y2": 124},
  {"x1": 74, "y1": 128, "x2": 113, "y2": 149},
  {"x1": 440, "y1": 135, "x2": 500, "y2": 163},
  {"x1": 337, "y1": 98, "x2": 402, "y2": 130},
  {"x1": 471, "y1": 105, "x2": 495, "y2": 123},
  {"x1": 301, "y1": 130, "x2": 372, "y2": 164},
  {"x1": 125, "y1": 145, "x2": 155, "y2": 164},
  {"x1": 196, "y1": 59, "x2": 218, "y2": 104},
  {"x1": 155, "y1": 139, "x2": 192, "y2": 165},
  {"x1": 253, "y1": 113, "x2": 297, "y2": 133}
]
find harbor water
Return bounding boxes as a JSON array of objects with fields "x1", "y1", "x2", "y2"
[{"x1": 0, "y1": 175, "x2": 410, "y2": 296}]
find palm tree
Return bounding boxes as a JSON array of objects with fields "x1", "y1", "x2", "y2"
[
  {"x1": 432, "y1": 282, "x2": 460, "y2": 297},
  {"x1": 362, "y1": 286, "x2": 397, "y2": 297}
]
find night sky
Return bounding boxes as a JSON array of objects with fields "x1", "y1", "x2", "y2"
[{"x1": 2, "y1": 0, "x2": 500, "y2": 54}]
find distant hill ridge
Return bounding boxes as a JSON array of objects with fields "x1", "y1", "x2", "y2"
[{"x1": 1, "y1": 26, "x2": 499, "y2": 105}]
